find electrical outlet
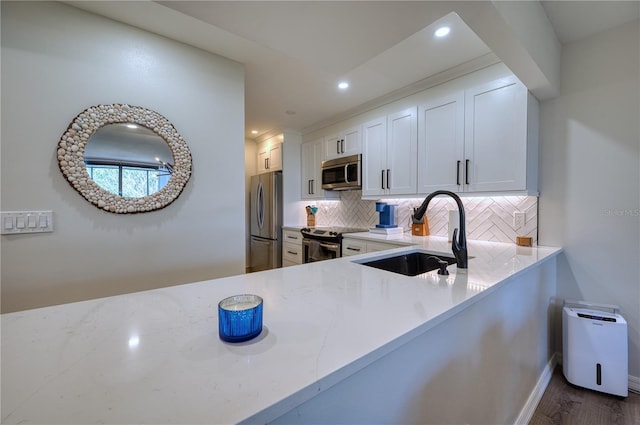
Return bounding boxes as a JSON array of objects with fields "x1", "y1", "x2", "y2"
[{"x1": 513, "y1": 211, "x2": 525, "y2": 228}]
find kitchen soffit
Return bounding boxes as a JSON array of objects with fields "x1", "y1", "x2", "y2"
[
  {"x1": 157, "y1": 1, "x2": 493, "y2": 138},
  {"x1": 66, "y1": 1, "x2": 639, "y2": 140},
  {"x1": 68, "y1": 1, "x2": 492, "y2": 139}
]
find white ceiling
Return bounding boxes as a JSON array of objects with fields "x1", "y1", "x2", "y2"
[{"x1": 67, "y1": 1, "x2": 639, "y2": 141}]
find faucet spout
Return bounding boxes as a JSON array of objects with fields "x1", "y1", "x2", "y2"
[{"x1": 412, "y1": 190, "x2": 468, "y2": 269}]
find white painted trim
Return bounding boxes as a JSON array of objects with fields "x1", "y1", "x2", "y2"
[{"x1": 515, "y1": 353, "x2": 558, "y2": 425}]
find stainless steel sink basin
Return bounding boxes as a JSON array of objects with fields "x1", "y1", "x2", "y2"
[{"x1": 359, "y1": 251, "x2": 457, "y2": 276}]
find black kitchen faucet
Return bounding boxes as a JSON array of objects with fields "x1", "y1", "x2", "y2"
[{"x1": 412, "y1": 190, "x2": 468, "y2": 269}]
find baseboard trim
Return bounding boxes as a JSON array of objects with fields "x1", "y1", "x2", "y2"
[
  {"x1": 629, "y1": 375, "x2": 640, "y2": 394},
  {"x1": 515, "y1": 353, "x2": 558, "y2": 425}
]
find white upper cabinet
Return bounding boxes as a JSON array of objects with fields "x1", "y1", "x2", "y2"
[
  {"x1": 386, "y1": 107, "x2": 418, "y2": 195},
  {"x1": 301, "y1": 138, "x2": 338, "y2": 200},
  {"x1": 418, "y1": 76, "x2": 538, "y2": 195},
  {"x1": 362, "y1": 107, "x2": 418, "y2": 197},
  {"x1": 464, "y1": 77, "x2": 529, "y2": 193},
  {"x1": 257, "y1": 137, "x2": 282, "y2": 174},
  {"x1": 324, "y1": 125, "x2": 361, "y2": 160},
  {"x1": 362, "y1": 117, "x2": 387, "y2": 197},
  {"x1": 301, "y1": 139, "x2": 319, "y2": 199},
  {"x1": 417, "y1": 92, "x2": 465, "y2": 194}
]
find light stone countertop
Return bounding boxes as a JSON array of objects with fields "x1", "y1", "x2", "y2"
[{"x1": 1, "y1": 236, "x2": 561, "y2": 424}]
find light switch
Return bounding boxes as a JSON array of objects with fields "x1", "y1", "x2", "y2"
[{"x1": 1, "y1": 211, "x2": 53, "y2": 234}]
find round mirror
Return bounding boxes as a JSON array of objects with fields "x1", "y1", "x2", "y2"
[{"x1": 57, "y1": 104, "x2": 192, "y2": 213}]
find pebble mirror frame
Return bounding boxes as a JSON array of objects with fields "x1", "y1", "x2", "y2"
[{"x1": 57, "y1": 104, "x2": 192, "y2": 214}]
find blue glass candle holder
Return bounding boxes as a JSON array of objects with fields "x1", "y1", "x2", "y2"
[{"x1": 218, "y1": 294, "x2": 263, "y2": 342}]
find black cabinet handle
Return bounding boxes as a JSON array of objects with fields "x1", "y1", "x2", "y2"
[
  {"x1": 381, "y1": 169, "x2": 385, "y2": 189},
  {"x1": 346, "y1": 247, "x2": 361, "y2": 252},
  {"x1": 341, "y1": 139, "x2": 345, "y2": 153},
  {"x1": 311, "y1": 179, "x2": 314, "y2": 194},
  {"x1": 387, "y1": 169, "x2": 390, "y2": 189},
  {"x1": 456, "y1": 160, "x2": 461, "y2": 185},
  {"x1": 465, "y1": 159, "x2": 470, "y2": 185},
  {"x1": 336, "y1": 140, "x2": 340, "y2": 155}
]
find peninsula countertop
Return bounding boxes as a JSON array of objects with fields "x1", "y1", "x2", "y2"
[{"x1": 1, "y1": 236, "x2": 561, "y2": 424}]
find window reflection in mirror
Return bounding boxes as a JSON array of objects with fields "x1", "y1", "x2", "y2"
[{"x1": 84, "y1": 123, "x2": 173, "y2": 198}]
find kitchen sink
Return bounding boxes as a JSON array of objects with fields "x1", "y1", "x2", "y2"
[{"x1": 358, "y1": 251, "x2": 459, "y2": 276}]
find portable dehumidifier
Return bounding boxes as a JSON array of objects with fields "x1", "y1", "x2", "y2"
[{"x1": 562, "y1": 300, "x2": 628, "y2": 397}]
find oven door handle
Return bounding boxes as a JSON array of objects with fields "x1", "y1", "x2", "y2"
[
  {"x1": 319, "y1": 242, "x2": 340, "y2": 250},
  {"x1": 303, "y1": 239, "x2": 340, "y2": 250}
]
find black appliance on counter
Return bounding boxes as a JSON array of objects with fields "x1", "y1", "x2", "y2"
[{"x1": 301, "y1": 227, "x2": 367, "y2": 263}]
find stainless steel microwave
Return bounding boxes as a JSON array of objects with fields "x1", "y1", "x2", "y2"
[{"x1": 321, "y1": 154, "x2": 361, "y2": 190}]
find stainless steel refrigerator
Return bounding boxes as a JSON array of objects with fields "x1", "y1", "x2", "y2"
[{"x1": 249, "y1": 171, "x2": 282, "y2": 272}]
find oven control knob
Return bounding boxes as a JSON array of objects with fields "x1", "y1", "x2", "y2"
[{"x1": 329, "y1": 231, "x2": 337, "y2": 236}]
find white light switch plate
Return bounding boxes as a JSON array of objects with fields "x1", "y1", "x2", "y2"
[{"x1": 1, "y1": 211, "x2": 53, "y2": 234}]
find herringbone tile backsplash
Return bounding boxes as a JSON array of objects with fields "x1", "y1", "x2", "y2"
[{"x1": 314, "y1": 191, "x2": 538, "y2": 245}]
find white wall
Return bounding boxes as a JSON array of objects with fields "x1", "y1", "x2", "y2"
[
  {"x1": 539, "y1": 20, "x2": 640, "y2": 378},
  {"x1": 1, "y1": 2, "x2": 245, "y2": 312},
  {"x1": 245, "y1": 139, "x2": 257, "y2": 269}
]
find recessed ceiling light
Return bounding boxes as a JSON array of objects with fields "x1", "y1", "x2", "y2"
[
  {"x1": 338, "y1": 81, "x2": 349, "y2": 90},
  {"x1": 434, "y1": 26, "x2": 450, "y2": 38},
  {"x1": 251, "y1": 130, "x2": 258, "y2": 134}
]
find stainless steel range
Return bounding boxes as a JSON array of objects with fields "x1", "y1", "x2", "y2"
[{"x1": 300, "y1": 227, "x2": 367, "y2": 263}]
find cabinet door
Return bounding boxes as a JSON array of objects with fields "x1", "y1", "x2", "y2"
[
  {"x1": 386, "y1": 107, "x2": 417, "y2": 195},
  {"x1": 257, "y1": 139, "x2": 282, "y2": 174},
  {"x1": 361, "y1": 116, "x2": 387, "y2": 197},
  {"x1": 257, "y1": 149, "x2": 268, "y2": 174},
  {"x1": 324, "y1": 134, "x2": 342, "y2": 160},
  {"x1": 324, "y1": 125, "x2": 362, "y2": 159},
  {"x1": 341, "y1": 125, "x2": 362, "y2": 157},
  {"x1": 465, "y1": 77, "x2": 527, "y2": 192},
  {"x1": 268, "y1": 143, "x2": 282, "y2": 172},
  {"x1": 418, "y1": 92, "x2": 465, "y2": 194},
  {"x1": 301, "y1": 140, "x2": 319, "y2": 199}
]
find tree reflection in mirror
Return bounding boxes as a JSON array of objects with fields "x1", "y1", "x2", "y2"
[{"x1": 83, "y1": 123, "x2": 173, "y2": 197}]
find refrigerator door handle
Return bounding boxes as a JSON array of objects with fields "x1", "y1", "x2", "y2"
[{"x1": 256, "y1": 181, "x2": 264, "y2": 229}]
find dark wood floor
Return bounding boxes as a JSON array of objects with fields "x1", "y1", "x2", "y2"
[{"x1": 529, "y1": 367, "x2": 640, "y2": 425}]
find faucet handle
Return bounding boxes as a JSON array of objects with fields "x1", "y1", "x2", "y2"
[{"x1": 451, "y1": 228, "x2": 460, "y2": 250}]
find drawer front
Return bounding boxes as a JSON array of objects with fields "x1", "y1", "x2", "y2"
[
  {"x1": 282, "y1": 259, "x2": 298, "y2": 268},
  {"x1": 283, "y1": 241, "x2": 302, "y2": 264},
  {"x1": 366, "y1": 241, "x2": 405, "y2": 253},
  {"x1": 342, "y1": 238, "x2": 366, "y2": 256},
  {"x1": 283, "y1": 229, "x2": 303, "y2": 245}
]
